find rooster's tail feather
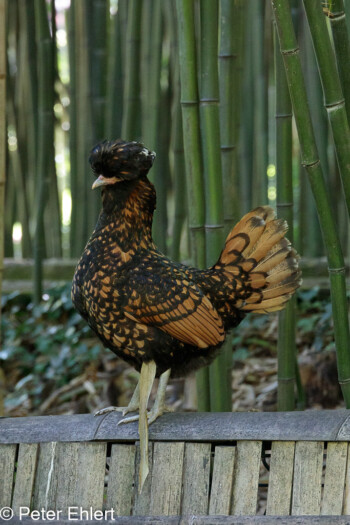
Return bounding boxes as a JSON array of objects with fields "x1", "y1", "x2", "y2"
[{"x1": 217, "y1": 206, "x2": 301, "y2": 314}]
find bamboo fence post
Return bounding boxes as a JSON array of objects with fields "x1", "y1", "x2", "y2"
[
  {"x1": 176, "y1": 0, "x2": 209, "y2": 411},
  {"x1": 200, "y1": 0, "x2": 231, "y2": 412},
  {"x1": 0, "y1": 0, "x2": 6, "y2": 416},
  {"x1": 274, "y1": 26, "x2": 296, "y2": 411},
  {"x1": 302, "y1": 0, "x2": 350, "y2": 219},
  {"x1": 272, "y1": 0, "x2": 350, "y2": 407}
]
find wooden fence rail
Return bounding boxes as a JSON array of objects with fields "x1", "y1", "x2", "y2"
[{"x1": 1, "y1": 411, "x2": 350, "y2": 523}]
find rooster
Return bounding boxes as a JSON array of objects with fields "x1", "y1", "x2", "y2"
[{"x1": 72, "y1": 139, "x2": 301, "y2": 488}]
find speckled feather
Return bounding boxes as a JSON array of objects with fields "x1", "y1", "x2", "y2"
[{"x1": 72, "y1": 140, "x2": 301, "y2": 378}]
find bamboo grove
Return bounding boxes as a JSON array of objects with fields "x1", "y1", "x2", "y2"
[{"x1": 3, "y1": 0, "x2": 350, "y2": 411}]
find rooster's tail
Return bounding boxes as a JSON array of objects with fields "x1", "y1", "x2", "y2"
[{"x1": 217, "y1": 206, "x2": 301, "y2": 314}]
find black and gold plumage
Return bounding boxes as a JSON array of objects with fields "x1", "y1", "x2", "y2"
[{"x1": 72, "y1": 139, "x2": 301, "y2": 488}]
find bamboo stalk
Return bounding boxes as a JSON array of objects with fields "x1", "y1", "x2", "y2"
[
  {"x1": 176, "y1": 0, "x2": 209, "y2": 410},
  {"x1": 302, "y1": 0, "x2": 350, "y2": 219},
  {"x1": 171, "y1": 99, "x2": 186, "y2": 262},
  {"x1": 46, "y1": 0, "x2": 61, "y2": 258},
  {"x1": 105, "y1": 3, "x2": 123, "y2": 138},
  {"x1": 91, "y1": 0, "x2": 108, "y2": 142},
  {"x1": 272, "y1": 0, "x2": 350, "y2": 407},
  {"x1": 274, "y1": 26, "x2": 296, "y2": 411},
  {"x1": 0, "y1": 0, "x2": 6, "y2": 416},
  {"x1": 121, "y1": 0, "x2": 142, "y2": 140},
  {"x1": 200, "y1": 0, "x2": 230, "y2": 412},
  {"x1": 240, "y1": 9, "x2": 254, "y2": 214},
  {"x1": 33, "y1": 0, "x2": 55, "y2": 303},
  {"x1": 67, "y1": 2, "x2": 78, "y2": 256},
  {"x1": 251, "y1": 0, "x2": 268, "y2": 207},
  {"x1": 22, "y1": 1, "x2": 37, "y2": 223},
  {"x1": 75, "y1": 1, "x2": 94, "y2": 246},
  {"x1": 327, "y1": 0, "x2": 350, "y2": 125},
  {"x1": 167, "y1": 0, "x2": 186, "y2": 262},
  {"x1": 299, "y1": 13, "x2": 326, "y2": 257},
  {"x1": 7, "y1": 75, "x2": 32, "y2": 257},
  {"x1": 219, "y1": 0, "x2": 240, "y2": 233},
  {"x1": 142, "y1": 0, "x2": 167, "y2": 252}
]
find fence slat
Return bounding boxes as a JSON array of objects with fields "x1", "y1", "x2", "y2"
[
  {"x1": 54, "y1": 442, "x2": 106, "y2": 514},
  {"x1": 0, "y1": 444, "x2": 16, "y2": 507},
  {"x1": 209, "y1": 446, "x2": 236, "y2": 515},
  {"x1": 149, "y1": 441, "x2": 184, "y2": 516},
  {"x1": 266, "y1": 441, "x2": 295, "y2": 515},
  {"x1": 106, "y1": 444, "x2": 136, "y2": 515},
  {"x1": 33, "y1": 442, "x2": 58, "y2": 509},
  {"x1": 321, "y1": 441, "x2": 347, "y2": 515},
  {"x1": 343, "y1": 443, "x2": 350, "y2": 514},
  {"x1": 231, "y1": 440, "x2": 262, "y2": 515},
  {"x1": 12, "y1": 443, "x2": 39, "y2": 514},
  {"x1": 292, "y1": 441, "x2": 323, "y2": 515},
  {"x1": 181, "y1": 442, "x2": 211, "y2": 515}
]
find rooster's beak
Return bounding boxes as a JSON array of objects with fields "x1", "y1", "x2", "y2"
[{"x1": 92, "y1": 175, "x2": 118, "y2": 190}]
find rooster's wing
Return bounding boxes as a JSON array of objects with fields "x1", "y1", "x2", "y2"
[{"x1": 123, "y1": 257, "x2": 225, "y2": 349}]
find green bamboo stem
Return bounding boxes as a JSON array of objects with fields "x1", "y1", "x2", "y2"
[
  {"x1": 272, "y1": 0, "x2": 350, "y2": 407},
  {"x1": 91, "y1": 0, "x2": 108, "y2": 142},
  {"x1": 142, "y1": 0, "x2": 167, "y2": 252},
  {"x1": 0, "y1": 0, "x2": 7, "y2": 312},
  {"x1": 200, "y1": 0, "x2": 230, "y2": 412},
  {"x1": 141, "y1": 0, "x2": 153, "y2": 139},
  {"x1": 23, "y1": 0, "x2": 38, "y2": 214},
  {"x1": 121, "y1": 0, "x2": 142, "y2": 140},
  {"x1": 240, "y1": 12, "x2": 254, "y2": 214},
  {"x1": 105, "y1": 4, "x2": 123, "y2": 138},
  {"x1": 328, "y1": 0, "x2": 350, "y2": 125},
  {"x1": 85, "y1": 3, "x2": 100, "y2": 228},
  {"x1": 219, "y1": 0, "x2": 243, "y2": 411},
  {"x1": 299, "y1": 14, "x2": 326, "y2": 257},
  {"x1": 167, "y1": 1, "x2": 186, "y2": 262},
  {"x1": 176, "y1": 0, "x2": 209, "y2": 411},
  {"x1": 7, "y1": 71, "x2": 32, "y2": 257},
  {"x1": 219, "y1": 0, "x2": 240, "y2": 234},
  {"x1": 251, "y1": 0, "x2": 268, "y2": 207},
  {"x1": 302, "y1": 0, "x2": 350, "y2": 219},
  {"x1": 274, "y1": 26, "x2": 296, "y2": 411},
  {"x1": 0, "y1": 0, "x2": 6, "y2": 415},
  {"x1": 33, "y1": 0, "x2": 55, "y2": 304},
  {"x1": 46, "y1": 0, "x2": 62, "y2": 258},
  {"x1": 171, "y1": 99, "x2": 187, "y2": 262},
  {"x1": 75, "y1": 1, "x2": 94, "y2": 246},
  {"x1": 67, "y1": 3, "x2": 78, "y2": 257}
]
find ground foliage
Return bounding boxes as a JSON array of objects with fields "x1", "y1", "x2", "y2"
[{"x1": 0, "y1": 284, "x2": 342, "y2": 416}]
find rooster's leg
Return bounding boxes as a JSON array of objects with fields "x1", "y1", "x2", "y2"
[
  {"x1": 118, "y1": 368, "x2": 172, "y2": 425},
  {"x1": 147, "y1": 368, "x2": 171, "y2": 424},
  {"x1": 138, "y1": 360, "x2": 157, "y2": 493},
  {"x1": 94, "y1": 381, "x2": 140, "y2": 418}
]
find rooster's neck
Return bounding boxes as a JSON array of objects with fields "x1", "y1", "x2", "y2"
[{"x1": 94, "y1": 177, "x2": 156, "y2": 247}]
